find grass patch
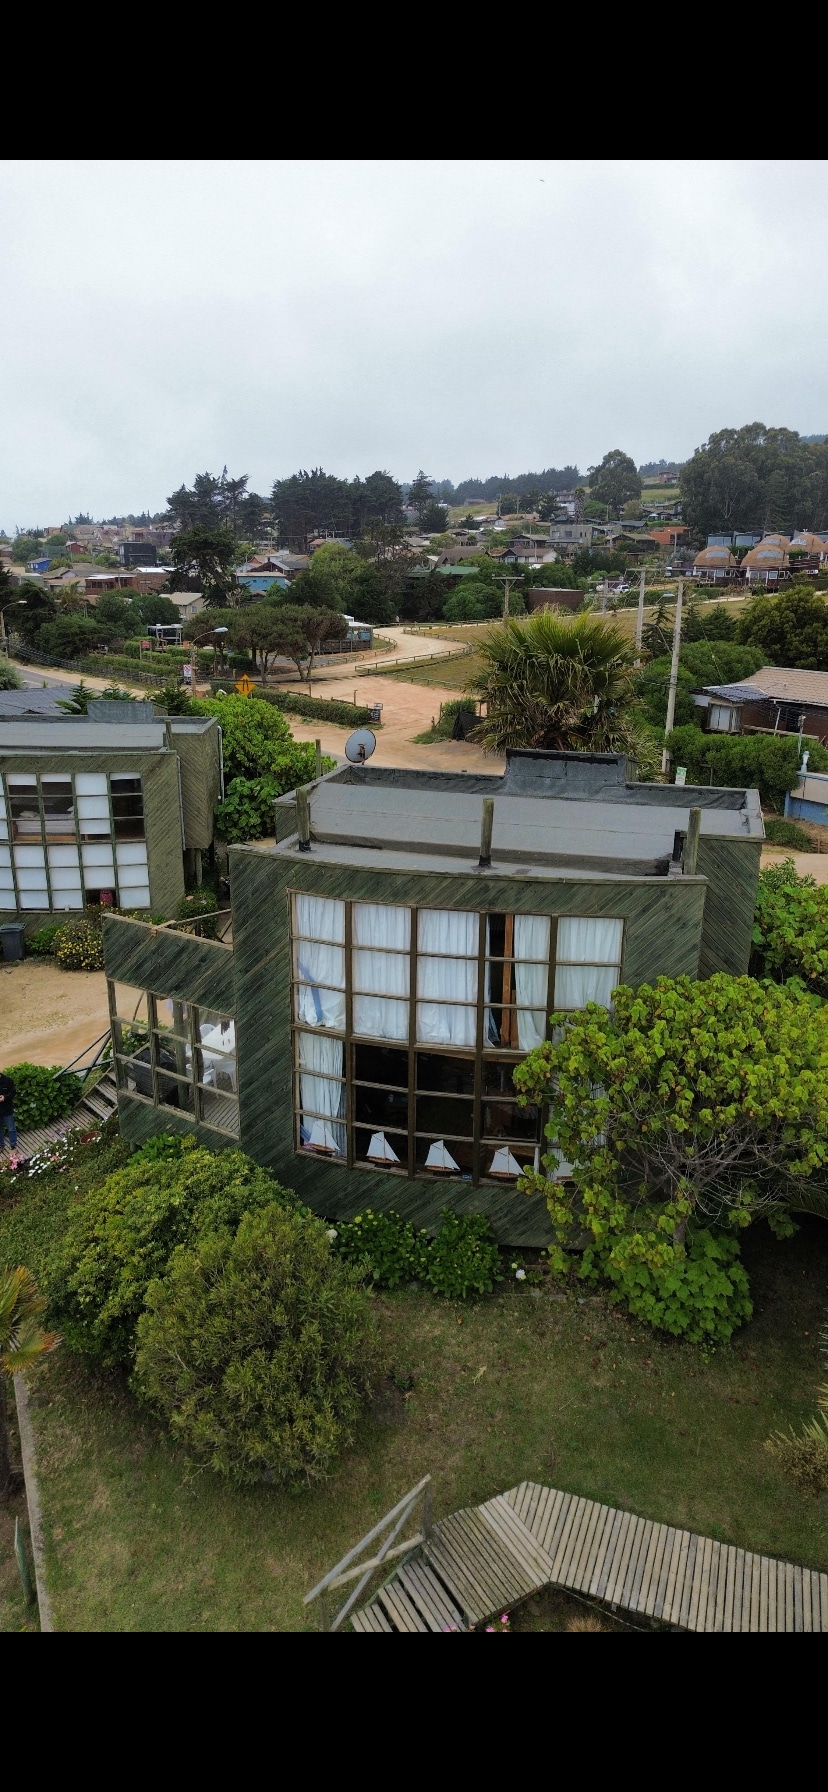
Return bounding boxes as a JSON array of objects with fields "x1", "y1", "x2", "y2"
[
  {"x1": 1, "y1": 1133, "x2": 826, "y2": 1631},
  {"x1": 764, "y1": 818, "x2": 817, "y2": 853}
]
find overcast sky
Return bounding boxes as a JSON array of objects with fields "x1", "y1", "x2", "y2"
[{"x1": 1, "y1": 158, "x2": 826, "y2": 531}]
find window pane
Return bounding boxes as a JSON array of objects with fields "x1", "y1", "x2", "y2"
[
  {"x1": 294, "y1": 938, "x2": 345, "y2": 989},
  {"x1": 482, "y1": 1059, "x2": 528, "y2": 1098},
  {"x1": 354, "y1": 1083, "x2": 409, "y2": 1131},
  {"x1": 355, "y1": 1126, "x2": 406, "y2": 1169},
  {"x1": 556, "y1": 917, "x2": 622, "y2": 964},
  {"x1": 199, "y1": 1089, "x2": 239, "y2": 1136},
  {"x1": 416, "y1": 1003, "x2": 476, "y2": 1047},
  {"x1": 293, "y1": 893, "x2": 344, "y2": 944},
  {"x1": 417, "y1": 956, "x2": 477, "y2": 1003},
  {"x1": 415, "y1": 1135, "x2": 473, "y2": 1178},
  {"x1": 354, "y1": 1043, "x2": 408, "y2": 1087},
  {"x1": 416, "y1": 1053, "x2": 475, "y2": 1095},
  {"x1": 418, "y1": 908, "x2": 477, "y2": 957},
  {"x1": 416, "y1": 1094, "x2": 474, "y2": 1138},
  {"x1": 297, "y1": 1031, "x2": 346, "y2": 1156},
  {"x1": 482, "y1": 1099, "x2": 540, "y2": 1142},
  {"x1": 294, "y1": 981, "x2": 346, "y2": 1030},
  {"x1": 353, "y1": 995, "x2": 409, "y2": 1041},
  {"x1": 480, "y1": 1143, "x2": 537, "y2": 1181},
  {"x1": 353, "y1": 901, "x2": 410, "y2": 950},
  {"x1": 554, "y1": 965, "x2": 618, "y2": 1010},
  {"x1": 155, "y1": 997, "x2": 193, "y2": 1041}
]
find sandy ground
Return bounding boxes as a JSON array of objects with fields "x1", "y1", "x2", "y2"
[
  {"x1": 285, "y1": 670, "x2": 506, "y2": 774},
  {"x1": 760, "y1": 848, "x2": 828, "y2": 883},
  {"x1": 0, "y1": 961, "x2": 117, "y2": 1071}
]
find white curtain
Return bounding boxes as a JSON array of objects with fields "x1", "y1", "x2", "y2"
[
  {"x1": 352, "y1": 902, "x2": 410, "y2": 1041},
  {"x1": 298, "y1": 1030, "x2": 345, "y2": 1155},
  {"x1": 554, "y1": 917, "x2": 623, "y2": 1011},
  {"x1": 417, "y1": 908, "x2": 477, "y2": 1047},
  {"x1": 514, "y1": 914, "x2": 551, "y2": 1051},
  {"x1": 293, "y1": 895, "x2": 345, "y2": 1029}
]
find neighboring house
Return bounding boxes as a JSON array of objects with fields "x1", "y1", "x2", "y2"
[
  {"x1": 649, "y1": 527, "x2": 689, "y2": 549},
  {"x1": 243, "y1": 552, "x2": 310, "y2": 578},
  {"x1": 102, "y1": 747, "x2": 763, "y2": 1246},
  {"x1": 741, "y1": 542, "x2": 789, "y2": 583},
  {"x1": 525, "y1": 588, "x2": 582, "y2": 613},
  {"x1": 120, "y1": 542, "x2": 158, "y2": 567},
  {"x1": 236, "y1": 573, "x2": 289, "y2": 595},
  {"x1": 692, "y1": 545, "x2": 738, "y2": 582},
  {"x1": 168, "y1": 592, "x2": 206, "y2": 621},
  {"x1": 790, "y1": 531, "x2": 828, "y2": 563},
  {"x1": 696, "y1": 666, "x2": 828, "y2": 743},
  {"x1": 0, "y1": 709, "x2": 222, "y2": 921},
  {"x1": 785, "y1": 764, "x2": 828, "y2": 828},
  {"x1": 548, "y1": 523, "x2": 594, "y2": 549}
]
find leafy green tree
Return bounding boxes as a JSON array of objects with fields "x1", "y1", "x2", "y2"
[
  {"x1": 470, "y1": 611, "x2": 641, "y2": 754},
  {"x1": 736, "y1": 584, "x2": 828, "y2": 669},
  {"x1": 421, "y1": 500, "x2": 450, "y2": 534},
  {"x1": 588, "y1": 450, "x2": 642, "y2": 515},
  {"x1": 170, "y1": 525, "x2": 241, "y2": 606},
  {"x1": 442, "y1": 584, "x2": 503, "y2": 623},
  {"x1": 681, "y1": 424, "x2": 828, "y2": 536},
  {"x1": 13, "y1": 582, "x2": 57, "y2": 642},
  {"x1": 0, "y1": 1268, "x2": 59, "y2": 1497},
  {"x1": 408, "y1": 469, "x2": 434, "y2": 520},
  {"x1": 514, "y1": 975, "x2": 828, "y2": 1338},
  {"x1": 228, "y1": 604, "x2": 293, "y2": 684},
  {"x1": 166, "y1": 469, "x2": 268, "y2": 539},
  {"x1": 636, "y1": 643, "x2": 766, "y2": 729},
  {"x1": 134, "y1": 1204, "x2": 380, "y2": 1487},
  {"x1": 270, "y1": 468, "x2": 353, "y2": 551},
  {"x1": 38, "y1": 614, "x2": 103, "y2": 659},
  {"x1": 681, "y1": 603, "x2": 738, "y2": 642},
  {"x1": 12, "y1": 534, "x2": 48, "y2": 563},
  {"x1": 130, "y1": 592, "x2": 181, "y2": 628},
  {"x1": 349, "y1": 469, "x2": 403, "y2": 531},
  {"x1": 189, "y1": 692, "x2": 295, "y2": 779},
  {"x1": 94, "y1": 592, "x2": 133, "y2": 640}
]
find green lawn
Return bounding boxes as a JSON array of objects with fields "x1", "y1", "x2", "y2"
[{"x1": 1, "y1": 1133, "x2": 826, "y2": 1631}]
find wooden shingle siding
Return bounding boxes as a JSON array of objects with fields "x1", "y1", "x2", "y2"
[
  {"x1": 141, "y1": 754, "x2": 186, "y2": 917},
  {"x1": 173, "y1": 729, "x2": 222, "y2": 851},
  {"x1": 696, "y1": 838, "x2": 762, "y2": 979},
  {"x1": 103, "y1": 914, "x2": 235, "y2": 1008}
]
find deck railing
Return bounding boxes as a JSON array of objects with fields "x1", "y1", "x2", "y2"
[{"x1": 303, "y1": 1475, "x2": 433, "y2": 1632}]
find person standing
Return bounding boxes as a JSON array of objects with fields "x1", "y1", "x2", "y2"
[{"x1": 0, "y1": 1071, "x2": 17, "y2": 1150}]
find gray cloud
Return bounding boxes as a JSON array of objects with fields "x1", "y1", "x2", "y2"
[{"x1": 1, "y1": 158, "x2": 827, "y2": 528}]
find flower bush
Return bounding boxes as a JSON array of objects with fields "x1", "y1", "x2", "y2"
[
  {"x1": 335, "y1": 1207, "x2": 501, "y2": 1299},
  {"x1": 26, "y1": 923, "x2": 62, "y2": 957},
  {"x1": 54, "y1": 915, "x2": 105, "y2": 971},
  {"x1": 3, "y1": 1062, "x2": 82, "y2": 1129}
]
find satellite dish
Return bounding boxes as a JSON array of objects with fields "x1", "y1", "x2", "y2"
[{"x1": 345, "y1": 728, "x2": 376, "y2": 765}]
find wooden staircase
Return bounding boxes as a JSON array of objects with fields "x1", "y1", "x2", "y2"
[{"x1": 0, "y1": 1068, "x2": 118, "y2": 1169}]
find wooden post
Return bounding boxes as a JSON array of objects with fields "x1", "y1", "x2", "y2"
[
  {"x1": 479, "y1": 797, "x2": 494, "y2": 867},
  {"x1": 635, "y1": 565, "x2": 646, "y2": 660},
  {"x1": 661, "y1": 579, "x2": 684, "y2": 777},
  {"x1": 684, "y1": 805, "x2": 701, "y2": 874},
  {"x1": 422, "y1": 1481, "x2": 433, "y2": 1543},
  {"x1": 315, "y1": 738, "x2": 322, "y2": 781},
  {"x1": 296, "y1": 786, "x2": 311, "y2": 852}
]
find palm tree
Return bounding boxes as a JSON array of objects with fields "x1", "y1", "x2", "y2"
[
  {"x1": 0, "y1": 1268, "x2": 59, "y2": 1498},
  {"x1": 469, "y1": 610, "x2": 642, "y2": 756}
]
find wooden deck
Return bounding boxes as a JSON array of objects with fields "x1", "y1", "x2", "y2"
[
  {"x1": 0, "y1": 1072, "x2": 118, "y2": 1169},
  {"x1": 352, "y1": 1481, "x2": 828, "y2": 1633}
]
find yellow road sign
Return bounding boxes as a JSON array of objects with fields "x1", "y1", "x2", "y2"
[{"x1": 235, "y1": 675, "x2": 256, "y2": 696}]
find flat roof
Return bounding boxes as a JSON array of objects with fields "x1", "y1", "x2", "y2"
[{"x1": 265, "y1": 750, "x2": 763, "y2": 877}]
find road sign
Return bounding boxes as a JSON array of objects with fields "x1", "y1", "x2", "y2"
[{"x1": 235, "y1": 675, "x2": 256, "y2": 696}]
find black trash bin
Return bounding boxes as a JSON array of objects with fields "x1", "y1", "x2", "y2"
[{"x1": 0, "y1": 924, "x2": 26, "y2": 963}]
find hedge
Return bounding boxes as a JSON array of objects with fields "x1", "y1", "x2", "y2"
[
  {"x1": 209, "y1": 685, "x2": 378, "y2": 727},
  {"x1": 665, "y1": 724, "x2": 828, "y2": 811},
  {"x1": 14, "y1": 648, "x2": 168, "y2": 687}
]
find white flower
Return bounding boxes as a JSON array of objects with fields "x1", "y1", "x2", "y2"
[
  {"x1": 515, "y1": 1268, "x2": 526, "y2": 1281},
  {"x1": 326, "y1": 1227, "x2": 338, "y2": 1241}
]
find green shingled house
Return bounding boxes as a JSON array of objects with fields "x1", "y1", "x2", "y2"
[
  {"x1": 102, "y1": 750, "x2": 764, "y2": 1245},
  {"x1": 0, "y1": 704, "x2": 221, "y2": 921}
]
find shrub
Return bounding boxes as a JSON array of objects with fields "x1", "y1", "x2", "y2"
[
  {"x1": 664, "y1": 726, "x2": 828, "y2": 810},
  {"x1": 0, "y1": 660, "x2": 23, "y2": 690},
  {"x1": 240, "y1": 688, "x2": 377, "y2": 728},
  {"x1": 215, "y1": 750, "x2": 334, "y2": 843},
  {"x1": 54, "y1": 915, "x2": 105, "y2": 971},
  {"x1": 763, "y1": 818, "x2": 815, "y2": 852},
  {"x1": 335, "y1": 1209, "x2": 430, "y2": 1289},
  {"x1": 751, "y1": 859, "x2": 828, "y2": 992},
  {"x1": 49, "y1": 1143, "x2": 296, "y2": 1366},
  {"x1": 425, "y1": 1210, "x2": 501, "y2": 1299},
  {"x1": 130, "y1": 1133, "x2": 192, "y2": 1165},
  {"x1": 580, "y1": 1227, "x2": 753, "y2": 1345},
  {"x1": 177, "y1": 889, "x2": 219, "y2": 937},
  {"x1": 27, "y1": 923, "x2": 62, "y2": 957},
  {"x1": 765, "y1": 1429, "x2": 828, "y2": 1495},
  {"x1": 3, "y1": 1062, "x2": 82, "y2": 1128},
  {"x1": 134, "y1": 1205, "x2": 380, "y2": 1486}
]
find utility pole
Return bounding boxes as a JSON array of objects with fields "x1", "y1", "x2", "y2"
[
  {"x1": 635, "y1": 565, "x2": 646, "y2": 660},
  {"x1": 493, "y1": 575, "x2": 523, "y2": 618},
  {"x1": 661, "y1": 579, "x2": 684, "y2": 778}
]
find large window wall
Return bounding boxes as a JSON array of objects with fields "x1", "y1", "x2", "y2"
[
  {"x1": 0, "y1": 771, "x2": 150, "y2": 911},
  {"x1": 109, "y1": 983, "x2": 238, "y2": 1136},
  {"x1": 291, "y1": 895, "x2": 623, "y2": 1185}
]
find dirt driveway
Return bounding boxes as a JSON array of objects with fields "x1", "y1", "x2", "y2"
[{"x1": 0, "y1": 960, "x2": 112, "y2": 1071}]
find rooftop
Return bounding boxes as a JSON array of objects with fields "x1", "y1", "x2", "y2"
[
  {"x1": 703, "y1": 666, "x2": 828, "y2": 709},
  {"x1": 263, "y1": 750, "x2": 763, "y2": 880}
]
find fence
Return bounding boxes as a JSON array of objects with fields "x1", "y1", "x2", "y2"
[{"x1": 11, "y1": 646, "x2": 170, "y2": 688}]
